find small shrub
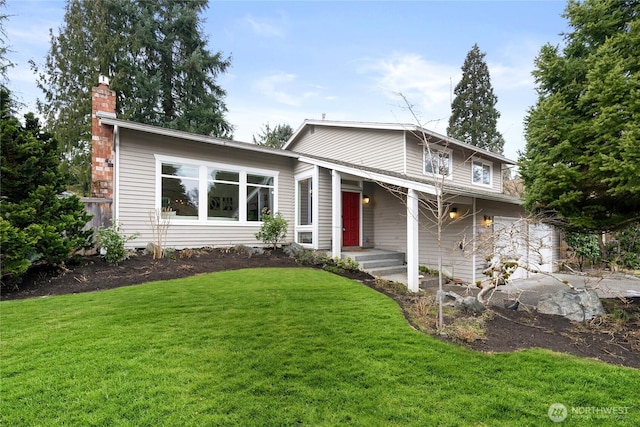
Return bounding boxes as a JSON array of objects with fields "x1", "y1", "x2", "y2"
[
  {"x1": 324, "y1": 257, "x2": 361, "y2": 274},
  {"x1": 97, "y1": 222, "x2": 139, "y2": 264},
  {"x1": 334, "y1": 257, "x2": 360, "y2": 271},
  {"x1": 444, "y1": 315, "x2": 487, "y2": 343},
  {"x1": 419, "y1": 265, "x2": 439, "y2": 275},
  {"x1": 255, "y1": 209, "x2": 288, "y2": 249},
  {"x1": 285, "y1": 245, "x2": 329, "y2": 266}
]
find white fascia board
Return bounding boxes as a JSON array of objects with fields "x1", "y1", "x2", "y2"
[{"x1": 299, "y1": 156, "x2": 438, "y2": 196}]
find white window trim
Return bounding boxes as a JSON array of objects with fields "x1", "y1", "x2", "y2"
[
  {"x1": 294, "y1": 169, "x2": 318, "y2": 248},
  {"x1": 423, "y1": 144, "x2": 453, "y2": 180},
  {"x1": 155, "y1": 154, "x2": 279, "y2": 226},
  {"x1": 471, "y1": 158, "x2": 493, "y2": 188}
]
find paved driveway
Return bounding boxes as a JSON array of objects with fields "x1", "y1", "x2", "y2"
[{"x1": 491, "y1": 272, "x2": 640, "y2": 306}]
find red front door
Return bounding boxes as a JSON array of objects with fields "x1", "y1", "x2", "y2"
[{"x1": 342, "y1": 191, "x2": 360, "y2": 247}]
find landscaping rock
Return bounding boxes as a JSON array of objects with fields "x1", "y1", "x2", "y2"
[
  {"x1": 437, "y1": 290, "x2": 463, "y2": 306},
  {"x1": 436, "y1": 291, "x2": 484, "y2": 314},
  {"x1": 537, "y1": 288, "x2": 605, "y2": 322},
  {"x1": 283, "y1": 242, "x2": 305, "y2": 257},
  {"x1": 461, "y1": 296, "x2": 485, "y2": 314}
]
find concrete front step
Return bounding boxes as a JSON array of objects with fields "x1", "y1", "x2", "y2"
[
  {"x1": 366, "y1": 265, "x2": 408, "y2": 276},
  {"x1": 341, "y1": 249, "x2": 407, "y2": 278},
  {"x1": 341, "y1": 249, "x2": 405, "y2": 262},
  {"x1": 359, "y1": 258, "x2": 406, "y2": 270},
  {"x1": 348, "y1": 253, "x2": 405, "y2": 263}
]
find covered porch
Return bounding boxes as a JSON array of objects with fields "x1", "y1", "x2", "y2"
[{"x1": 294, "y1": 157, "x2": 528, "y2": 292}]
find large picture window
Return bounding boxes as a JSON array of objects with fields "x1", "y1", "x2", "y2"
[
  {"x1": 424, "y1": 146, "x2": 451, "y2": 178},
  {"x1": 472, "y1": 160, "x2": 492, "y2": 186},
  {"x1": 207, "y1": 169, "x2": 240, "y2": 221},
  {"x1": 158, "y1": 156, "x2": 277, "y2": 223},
  {"x1": 161, "y1": 163, "x2": 199, "y2": 219}
]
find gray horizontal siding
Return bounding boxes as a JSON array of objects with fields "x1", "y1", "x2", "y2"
[
  {"x1": 293, "y1": 126, "x2": 405, "y2": 173},
  {"x1": 117, "y1": 128, "x2": 295, "y2": 249},
  {"x1": 316, "y1": 167, "x2": 333, "y2": 250},
  {"x1": 404, "y1": 133, "x2": 504, "y2": 193}
]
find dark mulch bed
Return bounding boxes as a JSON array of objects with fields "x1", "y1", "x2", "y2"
[{"x1": 2, "y1": 248, "x2": 639, "y2": 370}]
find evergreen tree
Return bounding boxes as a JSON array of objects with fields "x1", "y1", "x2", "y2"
[
  {"x1": 519, "y1": 0, "x2": 640, "y2": 231},
  {"x1": 31, "y1": 0, "x2": 232, "y2": 195},
  {"x1": 0, "y1": 87, "x2": 93, "y2": 286},
  {"x1": 0, "y1": 0, "x2": 12, "y2": 86},
  {"x1": 447, "y1": 44, "x2": 505, "y2": 154},
  {"x1": 252, "y1": 123, "x2": 293, "y2": 149}
]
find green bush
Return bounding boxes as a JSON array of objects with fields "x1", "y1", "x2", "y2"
[
  {"x1": 283, "y1": 243, "x2": 329, "y2": 266},
  {"x1": 565, "y1": 231, "x2": 600, "y2": 271},
  {"x1": 97, "y1": 222, "x2": 139, "y2": 264},
  {"x1": 255, "y1": 210, "x2": 288, "y2": 249},
  {"x1": 606, "y1": 224, "x2": 640, "y2": 270},
  {"x1": 0, "y1": 89, "x2": 93, "y2": 286},
  {"x1": 0, "y1": 218, "x2": 39, "y2": 285},
  {"x1": 324, "y1": 257, "x2": 361, "y2": 274}
]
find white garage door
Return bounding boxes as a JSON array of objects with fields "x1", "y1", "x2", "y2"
[{"x1": 493, "y1": 217, "x2": 555, "y2": 280}]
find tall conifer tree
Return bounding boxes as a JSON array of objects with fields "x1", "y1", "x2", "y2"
[
  {"x1": 31, "y1": 0, "x2": 232, "y2": 195},
  {"x1": 447, "y1": 44, "x2": 505, "y2": 154},
  {"x1": 519, "y1": 0, "x2": 640, "y2": 231}
]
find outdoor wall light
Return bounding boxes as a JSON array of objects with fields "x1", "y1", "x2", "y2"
[
  {"x1": 483, "y1": 215, "x2": 493, "y2": 227},
  {"x1": 449, "y1": 207, "x2": 458, "y2": 219},
  {"x1": 362, "y1": 195, "x2": 371, "y2": 205}
]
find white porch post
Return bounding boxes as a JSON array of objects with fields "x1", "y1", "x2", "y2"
[
  {"x1": 472, "y1": 197, "x2": 477, "y2": 285},
  {"x1": 331, "y1": 170, "x2": 342, "y2": 258},
  {"x1": 406, "y1": 188, "x2": 420, "y2": 292}
]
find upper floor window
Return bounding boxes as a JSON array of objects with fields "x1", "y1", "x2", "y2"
[
  {"x1": 472, "y1": 160, "x2": 492, "y2": 187},
  {"x1": 424, "y1": 146, "x2": 451, "y2": 178},
  {"x1": 158, "y1": 155, "x2": 276, "y2": 223}
]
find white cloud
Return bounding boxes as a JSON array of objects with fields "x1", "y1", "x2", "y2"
[
  {"x1": 254, "y1": 72, "x2": 301, "y2": 106},
  {"x1": 358, "y1": 52, "x2": 459, "y2": 129},
  {"x1": 242, "y1": 14, "x2": 286, "y2": 38}
]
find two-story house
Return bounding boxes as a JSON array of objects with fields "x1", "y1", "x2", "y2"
[{"x1": 91, "y1": 79, "x2": 558, "y2": 291}]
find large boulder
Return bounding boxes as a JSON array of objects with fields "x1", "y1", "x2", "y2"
[{"x1": 537, "y1": 288, "x2": 605, "y2": 322}]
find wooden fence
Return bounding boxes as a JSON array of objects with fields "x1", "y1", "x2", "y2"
[{"x1": 80, "y1": 197, "x2": 112, "y2": 253}]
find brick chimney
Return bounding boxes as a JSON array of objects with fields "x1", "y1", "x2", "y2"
[{"x1": 91, "y1": 75, "x2": 116, "y2": 199}]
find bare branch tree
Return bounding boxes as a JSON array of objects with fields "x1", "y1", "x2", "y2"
[{"x1": 148, "y1": 208, "x2": 171, "y2": 259}]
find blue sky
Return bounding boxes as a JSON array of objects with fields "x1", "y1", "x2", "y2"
[{"x1": 5, "y1": 1, "x2": 569, "y2": 160}]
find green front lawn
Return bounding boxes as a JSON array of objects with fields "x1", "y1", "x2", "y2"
[{"x1": 1, "y1": 268, "x2": 638, "y2": 426}]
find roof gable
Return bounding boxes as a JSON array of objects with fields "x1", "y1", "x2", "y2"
[{"x1": 285, "y1": 119, "x2": 516, "y2": 165}]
